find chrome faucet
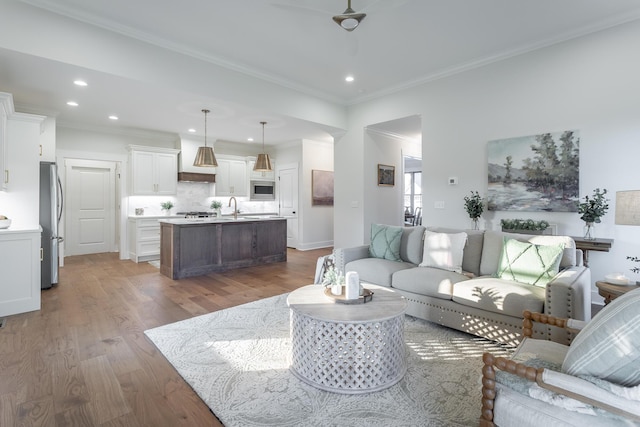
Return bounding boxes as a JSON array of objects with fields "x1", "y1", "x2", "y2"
[{"x1": 229, "y1": 196, "x2": 238, "y2": 220}]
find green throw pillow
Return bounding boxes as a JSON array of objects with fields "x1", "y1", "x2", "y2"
[
  {"x1": 496, "y1": 238, "x2": 564, "y2": 287},
  {"x1": 369, "y1": 224, "x2": 403, "y2": 261}
]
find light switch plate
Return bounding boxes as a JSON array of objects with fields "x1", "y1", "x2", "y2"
[{"x1": 448, "y1": 177, "x2": 458, "y2": 185}]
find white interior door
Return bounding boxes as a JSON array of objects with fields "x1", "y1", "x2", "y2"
[
  {"x1": 278, "y1": 163, "x2": 299, "y2": 248},
  {"x1": 65, "y1": 159, "x2": 117, "y2": 256}
]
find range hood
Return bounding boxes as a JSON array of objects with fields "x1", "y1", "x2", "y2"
[
  {"x1": 177, "y1": 137, "x2": 216, "y2": 182},
  {"x1": 177, "y1": 172, "x2": 216, "y2": 183}
]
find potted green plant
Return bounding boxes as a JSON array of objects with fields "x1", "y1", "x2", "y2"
[
  {"x1": 160, "y1": 200, "x2": 174, "y2": 215},
  {"x1": 628, "y1": 256, "x2": 640, "y2": 284},
  {"x1": 577, "y1": 188, "x2": 609, "y2": 240},
  {"x1": 500, "y1": 218, "x2": 551, "y2": 235},
  {"x1": 210, "y1": 200, "x2": 223, "y2": 217},
  {"x1": 463, "y1": 191, "x2": 484, "y2": 229},
  {"x1": 321, "y1": 258, "x2": 344, "y2": 296}
]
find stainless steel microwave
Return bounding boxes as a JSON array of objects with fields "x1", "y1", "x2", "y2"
[{"x1": 250, "y1": 180, "x2": 275, "y2": 201}]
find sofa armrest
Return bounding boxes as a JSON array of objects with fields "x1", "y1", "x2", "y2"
[
  {"x1": 333, "y1": 245, "x2": 370, "y2": 273},
  {"x1": 543, "y1": 266, "x2": 591, "y2": 344}
]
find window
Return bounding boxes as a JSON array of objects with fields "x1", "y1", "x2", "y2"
[{"x1": 404, "y1": 171, "x2": 422, "y2": 214}]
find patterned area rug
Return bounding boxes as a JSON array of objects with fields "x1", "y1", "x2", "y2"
[{"x1": 145, "y1": 294, "x2": 511, "y2": 427}]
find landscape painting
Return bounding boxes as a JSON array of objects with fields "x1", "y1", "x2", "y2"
[
  {"x1": 487, "y1": 130, "x2": 580, "y2": 212},
  {"x1": 312, "y1": 170, "x2": 334, "y2": 206}
]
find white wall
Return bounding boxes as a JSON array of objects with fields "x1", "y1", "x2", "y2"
[
  {"x1": 336, "y1": 19, "x2": 640, "y2": 302},
  {"x1": 300, "y1": 139, "x2": 334, "y2": 250}
]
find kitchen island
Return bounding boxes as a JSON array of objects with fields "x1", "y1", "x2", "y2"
[{"x1": 158, "y1": 216, "x2": 287, "y2": 279}]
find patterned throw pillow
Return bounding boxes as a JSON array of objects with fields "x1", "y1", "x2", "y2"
[
  {"x1": 496, "y1": 238, "x2": 564, "y2": 287},
  {"x1": 419, "y1": 230, "x2": 467, "y2": 273},
  {"x1": 369, "y1": 224, "x2": 403, "y2": 261},
  {"x1": 562, "y1": 288, "x2": 640, "y2": 387}
]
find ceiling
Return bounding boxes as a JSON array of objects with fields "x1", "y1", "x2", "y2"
[{"x1": 2, "y1": 0, "x2": 640, "y2": 145}]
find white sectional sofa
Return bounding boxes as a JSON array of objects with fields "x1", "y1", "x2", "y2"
[{"x1": 334, "y1": 225, "x2": 592, "y2": 346}]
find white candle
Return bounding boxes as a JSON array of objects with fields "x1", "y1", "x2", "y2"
[{"x1": 345, "y1": 271, "x2": 360, "y2": 300}]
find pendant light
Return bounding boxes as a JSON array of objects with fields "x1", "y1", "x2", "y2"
[
  {"x1": 193, "y1": 109, "x2": 218, "y2": 167},
  {"x1": 253, "y1": 121, "x2": 273, "y2": 172}
]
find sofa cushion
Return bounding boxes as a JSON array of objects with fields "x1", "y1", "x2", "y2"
[
  {"x1": 452, "y1": 277, "x2": 545, "y2": 318},
  {"x1": 480, "y1": 231, "x2": 576, "y2": 276},
  {"x1": 419, "y1": 230, "x2": 467, "y2": 273},
  {"x1": 496, "y1": 238, "x2": 565, "y2": 287},
  {"x1": 345, "y1": 258, "x2": 414, "y2": 288},
  {"x1": 427, "y1": 227, "x2": 484, "y2": 276},
  {"x1": 400, "y1": 225, "x2": 426, "y2": 265},
  {"x1": 562, "y1": 288, "x2": 640, "y2": 387},
  {"x1": 392, "y1": 267, "x2": 468, "y2": 300},
  {"x1": 369, "y1": 223, "x2": 403, "y2": 261}
]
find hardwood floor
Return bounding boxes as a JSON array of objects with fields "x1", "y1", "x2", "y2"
[{"x1": 0, "y1": 248, "x2": 331, "y2": 426}]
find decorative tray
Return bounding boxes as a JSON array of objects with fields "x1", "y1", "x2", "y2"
[{"x1": 324, "y1": 287, "x2": 374, "y2": 304}]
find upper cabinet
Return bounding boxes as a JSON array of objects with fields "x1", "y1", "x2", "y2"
[
  {"x1": 248, "y1": 158, "x2": 276, "y2": 181},
  {"x1": 39, "y1": 117, "x2": 57, "y2": 162},
  {"x1": 128, "y1": 145, "x2": 180, "y2": 195},
  {"x1": 0, "y1": 93, "x2": 10, "y2": 191},
  {"x1": 215, "y1": 156, "x2": 247, "y2": 196}
]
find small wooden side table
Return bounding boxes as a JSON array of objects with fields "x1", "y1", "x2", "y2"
[{"x1": 596, "y1": 280, "x2": 640, "y2": 305}]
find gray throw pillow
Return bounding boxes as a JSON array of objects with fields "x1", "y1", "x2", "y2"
[{"x1": 369, "y1": 224, "x2": 403, "y2": 261}]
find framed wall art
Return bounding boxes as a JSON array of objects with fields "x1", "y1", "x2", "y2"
[
  {"x1": 377, "y1": 164, "x2": 395, "y2": 187},
  {"x1": 312, "y1": 170, "x2": 334, "y2": 206},
  {"x1": 487, "y1": 130, "x2": 580, "y2": 212}
]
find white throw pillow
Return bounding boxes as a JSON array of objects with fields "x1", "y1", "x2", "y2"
[{"x1": 419, "y1": 230, "x2": 467, "y2": 274}]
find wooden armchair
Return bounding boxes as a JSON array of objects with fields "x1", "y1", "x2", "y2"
[{"x1": 479, "y1": 290, "x2": 640, "y2": 427}]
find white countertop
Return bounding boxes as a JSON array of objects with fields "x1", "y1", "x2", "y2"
[
  {"x1": 0, "y1": 225, "x2": 42, "y2": 234},
  {"x1": 159, "y1": 216, "x2": 285, "y2": 225}
]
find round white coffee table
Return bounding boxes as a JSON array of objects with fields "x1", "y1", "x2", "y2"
[{"x1": 286, "y1": 284, "x2": 407, "y2": 394}]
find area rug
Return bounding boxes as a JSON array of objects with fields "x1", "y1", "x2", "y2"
[{"x1": 144, "y1": 294, "x2": 512, "y2": 427}]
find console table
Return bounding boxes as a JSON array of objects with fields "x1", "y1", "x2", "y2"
[
  {"x1": 570, "y1": 236, "x2": 613, "y2": 267},
  {"x1": 286, "y1": 284, "x2": 407, "y2": 394}
]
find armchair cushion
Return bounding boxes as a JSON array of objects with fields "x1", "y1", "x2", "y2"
[
  {"x1": 369, "y1": 223, "x2": 403, "y2": 261},
  {"x1": 562, "y1": 287, "x2": 640, "y2": 386}
]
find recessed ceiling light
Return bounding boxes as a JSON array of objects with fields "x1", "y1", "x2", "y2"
[
  {"x1": 345, "y1": 75, "x2": 355, "y2": 83},
  {"x1": 188, "y1": 128, "x2": 196, "y2": 133},
  {"x1": 73, "y1": 80, "x2": 87, "y2": 87},
  {"x1": 108, "y1": 115, "x2": 118, "y2": 121},
  {"x1": 247, "y1": 138, "x2": 254, "y2": 142},
  {"x1": 66, "y1": 101, "x2": 78, "y2": 107}
]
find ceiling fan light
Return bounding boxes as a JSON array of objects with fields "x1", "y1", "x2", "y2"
[
  {"x1": 332, "y1": 1, "x2": 366, "y2": 32},
  {"x1": 193, "y1": 146, "x2": 218, "y2": 167},
  {"x1": 254, "y1": 153, "x2": 272, "y2": 172}
]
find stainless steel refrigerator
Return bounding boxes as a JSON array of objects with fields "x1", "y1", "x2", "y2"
[{"x1": 39, "y1": 161, "x2": 64, "y2": 289}]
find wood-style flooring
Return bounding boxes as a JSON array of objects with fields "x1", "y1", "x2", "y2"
[{"x1": 0, "y1": 247, "x2": 332, "y2": 426}]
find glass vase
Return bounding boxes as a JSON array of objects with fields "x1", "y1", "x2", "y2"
[
  {"x1": 472, "y1": 218, "x2": 480, "y2": 230},
  {"x1": 583, "y1": 222, "x2": 595, "y2": 240}
]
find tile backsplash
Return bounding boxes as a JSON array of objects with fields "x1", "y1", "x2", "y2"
[{"x1": 128, "y1": 182, "x2": 278, "y2": 216}]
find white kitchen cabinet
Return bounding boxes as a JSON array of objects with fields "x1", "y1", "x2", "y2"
[
  {"x1": 129, "y1": 145, "x2": 179, "y2": 195},
  {"x1": 0, "y1": 93, "x2": 10, "y2": 191},
  {"x1": 128, "y1": 217, "x2": 161, "y2": 262},
  {"x1": 0, "y1": 228, "x2": 41, "y2": 316},
  {"x1": 248, "y1": 158, "x2": 276, "y2": 181},
  {"x1": 215, "y1": 157, "x2": 247, "y2": 196}
]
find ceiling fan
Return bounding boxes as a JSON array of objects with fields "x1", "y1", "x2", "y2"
[{"x1": 332, "y1": 0, "x2": 366, "y2": 32}]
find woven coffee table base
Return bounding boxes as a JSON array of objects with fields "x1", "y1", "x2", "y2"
[{"x1": 289, "y1": 310, "x2": 406, "y2": 394}]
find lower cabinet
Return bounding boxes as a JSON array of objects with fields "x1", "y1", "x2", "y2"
[
  {"x1": 0, "y1": 228, "x2": 41, "y2": 316},
  {"x1": 128, "y1": 218, "x2": 161, "y2": 262}
]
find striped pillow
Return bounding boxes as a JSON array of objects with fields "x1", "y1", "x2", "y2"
[{"x1": 562, "y1": 288, "x2": 640, "y2": 386}]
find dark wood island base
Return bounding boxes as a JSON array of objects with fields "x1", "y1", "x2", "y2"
[{"x1": 159, "y1": 218, "x2": 287, "y2": 279}]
